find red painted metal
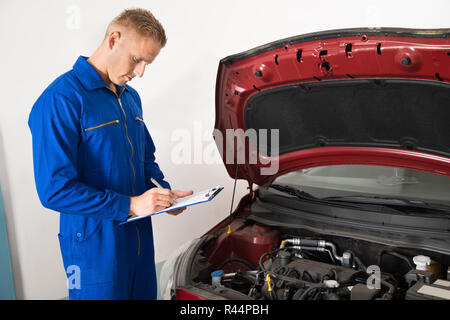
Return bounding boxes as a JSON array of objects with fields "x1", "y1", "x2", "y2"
[
  {"x1": 176, "y1": 288, "x2": 207, "y2": 300},
  {"x1": 214, "y1": 29, "x2": 450, "y2": 185},
  {"x1": 203, "y1": 219, "x2": 280, "y2": 270}
]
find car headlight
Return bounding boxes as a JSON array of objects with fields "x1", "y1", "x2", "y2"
[{"x1": 159, "y1": 238, "x2": 199, "y2": 300}]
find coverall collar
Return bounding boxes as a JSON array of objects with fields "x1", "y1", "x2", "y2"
[{"x1": 73, "y1": 56, "x2": 129, "y2": 93}]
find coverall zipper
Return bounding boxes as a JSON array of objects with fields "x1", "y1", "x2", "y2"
[
  {"x1": 108, "y1": 87, "x2": 141, "y2": 256},
  {"x1": 116, "y1": 96, "x2": 136, "y2": 196}
]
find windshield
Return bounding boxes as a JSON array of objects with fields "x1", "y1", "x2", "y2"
[{"x1": 271, "y1": 165, "x2": 450, "y2": 206}]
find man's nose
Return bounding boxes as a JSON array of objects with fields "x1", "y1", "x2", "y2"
[{"x1": 133, "y1": 62, "x2": 146, "y2": 78}]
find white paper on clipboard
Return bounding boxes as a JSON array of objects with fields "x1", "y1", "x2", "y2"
[{"x1": 121, "y1": 186, "x2": 224, "y2": 224}]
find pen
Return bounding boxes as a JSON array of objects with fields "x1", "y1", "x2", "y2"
[
  {"x1": 150, "y1": 177, "x2": 163, "y2": 189},
  {"x1": 151, "y1": 177, "x2": 177, "y2": 206}
]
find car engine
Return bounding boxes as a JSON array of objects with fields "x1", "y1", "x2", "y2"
[
  {"x1": 243, "y1": 239, "x2": 394, "y2": 300},
  {"x1": 193, "y1": 221, "x2": 450, "y2": 300}
]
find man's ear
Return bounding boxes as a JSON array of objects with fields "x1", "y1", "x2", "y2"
[{"x1": 107, "y1": 31, "x2": 121, "y2": 50}]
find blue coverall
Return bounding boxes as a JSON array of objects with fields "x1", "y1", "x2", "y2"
[{"x1": 28, "y1": 56, "x2": 170, "y2": 299}]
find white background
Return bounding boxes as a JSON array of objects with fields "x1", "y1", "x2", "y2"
[{"x1": 0, "y1": 0, "x2": 448, "y2": 299}]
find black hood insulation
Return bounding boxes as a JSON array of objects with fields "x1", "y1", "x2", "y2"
[{"x1": 244, "y1": 79, "x2": 450, "y2": 157}]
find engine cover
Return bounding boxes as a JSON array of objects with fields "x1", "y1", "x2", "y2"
[{"x1": 269, "y1": 255, "x2": 361, "y2": 284}]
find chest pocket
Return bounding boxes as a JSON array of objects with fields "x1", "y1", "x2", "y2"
[
  {"x1": 84, "y1": 119, "x2": 120, "y2": 132},
  {"x1": 134, "y1": 116, "x2": 144, "y2": 123},
  {"x1": 81, "y1": 115, "x2": 124, "y2": 172}
]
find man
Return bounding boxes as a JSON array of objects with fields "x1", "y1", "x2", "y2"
[{"x1": 28, "y1": 8, "x2": 192, "y2": 300}]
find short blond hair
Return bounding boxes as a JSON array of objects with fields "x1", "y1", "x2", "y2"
[{"x1": 107, "y1": 8, "x2": 167, "y2": 47}]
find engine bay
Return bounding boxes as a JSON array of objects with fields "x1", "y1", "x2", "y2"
[{"x1": 190, "y1": 218, "x2": 450, "y2": 300}]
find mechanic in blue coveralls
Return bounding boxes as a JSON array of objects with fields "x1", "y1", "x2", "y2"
[{"x1": 28, "y1": 8, "x2": 193, "y2": 300}]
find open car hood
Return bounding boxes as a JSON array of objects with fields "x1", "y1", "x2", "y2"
[{"x1": 214, "y1": 28, "x2": 450, "y2": 185}]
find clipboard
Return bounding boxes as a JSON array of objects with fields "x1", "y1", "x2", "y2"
[{"x1": 121, "y1": 186, "x2": 224, "y2": 224}]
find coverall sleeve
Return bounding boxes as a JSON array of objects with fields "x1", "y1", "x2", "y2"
[
  {"x1": 28, "y1": 90, "x2": 130, "y2": 221},
  {"x1": 144, "y1": 126, "x2": 171, "y2": 190}
]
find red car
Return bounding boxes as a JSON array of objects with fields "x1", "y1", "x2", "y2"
[{"x1": 160, "y1": 28, "x2": 450, "y2": 300}]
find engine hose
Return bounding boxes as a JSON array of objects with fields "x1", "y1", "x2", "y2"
[
  {"x1": 216, "y1": 257, "x2": 256, "y2": 270},
  {"x1": 324, "y1": 242, "x2": 343, "y2": 264},
  {"x1": 344, "y1": 250, "x2": 367, "y2": 272},
  {"x1": 290, "y1": 284, "x2": 322, "y2": 301},
  {"x1": 284, "y1": 238, "x2": 343, "y2": 263},
  {"x1": 324, "y1": 248, "x2": 336, "y2": 264},
  {"x1": 381, "y1": 272, "x2": 399, "y2": 287},
  {"x1": 284, "y1": 238, "x2": 322, "y2": 247},
  {"x1": 379, "y1": 278, "x2": 396, "y2": 300},
  {"x1": 297, "y1": 284, "x2": 326, "y2": 300},
  {"x1": 259, "y1": 248, "x2": 283, "y2": 272}
]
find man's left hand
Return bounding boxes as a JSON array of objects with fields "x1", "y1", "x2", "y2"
[{"x1": 167, "y1": 190, "x2": 193, "y2": 216}]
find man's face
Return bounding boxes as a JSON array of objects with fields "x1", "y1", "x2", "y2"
[{"x1": 106, "y1": 28, "x2": 162, "y2": 86}]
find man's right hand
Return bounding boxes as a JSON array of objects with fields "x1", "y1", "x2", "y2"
[{"x1": 129, "y1": 188, "x2": 175, "y2": 217}]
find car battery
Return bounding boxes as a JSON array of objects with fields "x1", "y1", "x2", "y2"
[{"x1": 406, "y1": 279, "x2": 450, "y2": 300}]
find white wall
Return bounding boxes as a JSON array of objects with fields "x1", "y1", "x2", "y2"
[{"x1": 0, "y1": 0, "x2": 448, "y2": 299}]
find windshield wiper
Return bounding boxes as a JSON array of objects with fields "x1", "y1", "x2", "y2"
[
  {"x1": 268, "y1": 184, "x2": 450, "y2": 215},
  {"x1": 269, "y1": 184, "x2": 319, "y2": 201},
  {"x1": 322, "y1": 195, "x2": 450, "y2": 214},
  {"x1": 268, "y1": 184, "x2": 390, "y2": 212}
]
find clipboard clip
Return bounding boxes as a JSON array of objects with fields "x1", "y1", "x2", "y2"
[{"x1": 206, "y1": 186, "x2": 221, "y2": 199}]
